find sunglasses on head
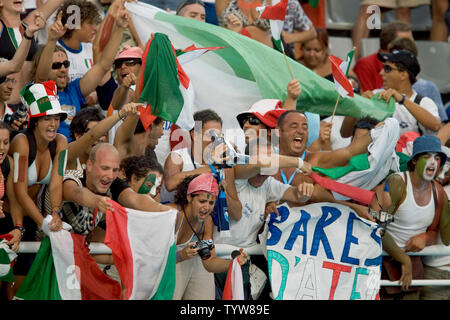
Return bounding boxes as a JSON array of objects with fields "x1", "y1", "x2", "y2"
[
  {"x1": 114, "y1": 59, "x2": 142, "y2": 69},
  {"x1": 52, "y1": 60, "x2": 70, "y2": 70},
  {"x1": 244, "y1": 115, "x2": 262, "y2": 126},
  {"x1": 382, "y1": 64, "x2": 404, "y2": 74}
]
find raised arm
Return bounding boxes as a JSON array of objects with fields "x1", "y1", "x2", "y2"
[
  {"x1": 68, "y1": 103, "x2": 139, "y2": 167},
  {"x1": 48, "y1": 134, "x2": 68, "y2": 225},
  {"x1": 34, "y1": 11, "x2": 67, "y2": 82},
  {"x1": 0, "y1": 11, "x2": 45, "y2": 76},
  {"x1": 79, "y1": 7, "x2": 129, "y2": 97}
]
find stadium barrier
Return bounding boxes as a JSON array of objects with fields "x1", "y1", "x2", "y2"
[{"x1": 16, "y1": 241, "x2": 450, "y2": 287}]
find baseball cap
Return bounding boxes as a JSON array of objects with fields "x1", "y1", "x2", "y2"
[
  {"x1": 236, "y1": 99, "x2": 287, "y2": 129},
  {"x1": 378, "y1": 49, "x2": 421, "y2": 77}
]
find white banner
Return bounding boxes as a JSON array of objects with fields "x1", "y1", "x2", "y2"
[{"x1": 260, "y1": 202, "x2": 382, "y2": 300}]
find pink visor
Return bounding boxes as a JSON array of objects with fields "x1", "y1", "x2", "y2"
[
  {"x1": 114, "y1": 46, "x2": 144, "y2": 61},
  {"x1": 187, "y1": 173, "x2": 219, "y2": 196}
]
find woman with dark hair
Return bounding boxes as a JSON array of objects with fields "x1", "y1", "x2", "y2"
[
  {"x1": 120, "y1": 155, "x2": 164, "y2": 201},
  {"x1": 168, "y1": 173, "x2": 248, "y2": 300},
  {"x1": 300, "y1": 27, "x2": 333, "y2": 81},
  {"x1": 8, "y1": 80, "x2": 68, "y2": 296}
]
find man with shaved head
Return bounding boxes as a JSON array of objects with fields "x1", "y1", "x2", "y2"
[{"x1": 62, "y1": 143, "x2": 170, "y2": 237}]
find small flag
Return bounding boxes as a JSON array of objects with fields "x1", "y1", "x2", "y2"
[
  {"x1": 256, "y1": 0, "x2": 289, "y2": 52},
  {"x1": 329, "y1": 49, "x2": 355, "y2": 98},
  {"x1": 138, "y1": 33, "x2": 195, "y2": 131},
  {"x1": 223, "y1": 258, "x2": 244, "y2": 300},
  {"x1": 176, "y1": 45, "x2": 226, "y2": 65}
]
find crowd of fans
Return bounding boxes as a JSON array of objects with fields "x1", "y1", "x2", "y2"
[{"x1": 0, "y1": 0, "x2": 449, "y2": 300}]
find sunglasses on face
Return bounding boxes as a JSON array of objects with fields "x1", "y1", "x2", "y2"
[
  {"x1": 52, "y1": 60, "x2": 70, "y2": 70},
  {"x1": 382, "y1": 64, "x2": 404, "y2": 74},
  {"x1": 114, "y1": 59, "x2": 142, "y2": 69},
  {"x1": 244, "y1": 115, "x2": 262, "y2": 126}
]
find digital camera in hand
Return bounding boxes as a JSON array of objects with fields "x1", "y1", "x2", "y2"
[
  {"x1": 370, "y1": 209, "x2": 394, "y2": 236},
  {"x1": 207, "y1": 130, "x2": 249, "y2": 168},
  {"x1": 191, "y1": 239, "x2": 215, "y2": 260},
  {"x1": 4, "y1": 103, "x2": 29, "y2": 131}
]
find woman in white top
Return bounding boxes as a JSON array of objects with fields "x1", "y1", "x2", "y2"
[{"x1": 383, "y1": 135, "x2": 450, "y2": 299}]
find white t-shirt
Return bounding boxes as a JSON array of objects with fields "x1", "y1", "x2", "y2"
[
  {"x1": 374, "y1": 89, "x2": 440, "y2": 136},
  {"x1": 214, "y1": 177, "x2": 290, "y2": 249},
  {"x1": 58, "y1": 40, "x2": 94, "y2": 82}
]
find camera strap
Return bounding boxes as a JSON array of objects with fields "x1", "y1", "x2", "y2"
[{"x1": 183, "y1": 209, "x2": 205, "y2": 241}]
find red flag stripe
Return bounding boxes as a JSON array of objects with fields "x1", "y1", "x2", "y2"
[
  {"x1": 310, "y1": 172, "x2": 375, "y2": 205},
  {"x1": 329, "y1": 55, "x2": 354, "y2": 97},
  {"x1": 260, "y1": 0, "x2": 289, "y2": 20}
]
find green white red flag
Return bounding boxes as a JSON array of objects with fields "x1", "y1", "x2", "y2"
[{"x1": 329, "y1": 49, "x2": 355, "y2": 98}]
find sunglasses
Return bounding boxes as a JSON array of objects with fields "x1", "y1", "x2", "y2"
[
  {"x1": 114, "y1": 59, "x2": 142, "y2": 69},
  {"x1": 382, "y1": 64, "x2": 404, "y2": 74},
  {"x1": 52, "y1": 60, "x2": 70, "y2": 70},
  {"x1": 244, "y1": 115, "x2": 262, "y2": 126}
]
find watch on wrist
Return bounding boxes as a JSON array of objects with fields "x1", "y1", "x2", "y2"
[
  {"x1": 398, "y1": 94, "x2": 406, "y2": 105},
  {"x1": 14, "y1": 224, "x2": 26, "y2": 238}
]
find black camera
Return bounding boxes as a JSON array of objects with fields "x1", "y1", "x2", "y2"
[
  {"x1": 370, "y1": 209, "x2": 394, "y2": 236},
  {"x1": 191, "y1": 239, "x2": 215, "y2": 260},
  {"x1": 4, "y1": 103, "x2": 29, "y2": 130}
]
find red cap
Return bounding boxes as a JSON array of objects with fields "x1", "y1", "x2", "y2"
[{"x1": 236, "y1": 99, "x2": 287, "y2": 129}]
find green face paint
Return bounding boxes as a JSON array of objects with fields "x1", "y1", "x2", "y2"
[
  {"x1": 416, "y1": 153, "x2": 440, "y2": 181},
  {"x1": 138, "y1": 174, "x2": 157, "y2": 195}
]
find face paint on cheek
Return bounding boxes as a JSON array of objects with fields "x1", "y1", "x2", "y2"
[
  {"x1": 149, "y1": 176, "x2": 162, "y2": 197},
  {"x1": 418, "y1": 154, "x2": 439, "y2": 181},
  {"x1": 137, "y1": 174, "x2": 157, "y2": 195}
]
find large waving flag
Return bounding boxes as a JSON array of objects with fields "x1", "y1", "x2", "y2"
[
  {"x1": 15, "y1": 217, "x2": 122, "y2": 300},
  {"x1": 329, "y1": 48, "x2": 355, "y2": 98},
  {"x1": 105, "y1": 200, "x2": 177, "y2": 300},
  {"x1": 138, "y1": 33, "x2": 195, "y2": 130},
  {"x1": 256, "y1": 0, "x2": 288, "y2": 52},
  {"x1": 126, "y1": 2, "x2": 396, "y2": 133}
]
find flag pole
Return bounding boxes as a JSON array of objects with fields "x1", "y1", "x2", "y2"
[
  {"x1": 330, "y1": 94, "x2": 341, "y2": 123},
  {"x1": 280, "y1": 42, "x2": 295, "y2": 80}
]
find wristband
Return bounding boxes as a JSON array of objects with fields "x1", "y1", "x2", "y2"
[
  {"x1": 23, "y1": 31, "x2": 33, "y2": 40},
  {"x1": 176, "y1": 250, "x2": 183, "y2": 263},
  {"x1": 398, "y1": 94, "x2": 406, "y2": 105},
  {"x1": 297, "y1": 158, "x2": 304, "y2": 171}
]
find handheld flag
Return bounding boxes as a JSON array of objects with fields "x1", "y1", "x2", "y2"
[{"x1": 138, "y1": 33, "x2": 195, "y2": 130}]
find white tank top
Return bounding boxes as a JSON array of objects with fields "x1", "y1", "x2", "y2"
[{"x1": 386, "y1": 171, "x2": 435, "y2": 249}]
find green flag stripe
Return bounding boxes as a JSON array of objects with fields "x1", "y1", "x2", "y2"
[
  {"x1": 0, "y1": 250, "x2": 13, "y2": 282},
  {"x1": 155, "y1": 12, "x2": 395, "y2": 121},
  {"x1": 150, "y1": 243, "x2": 176, "y2": 300},
  {"x1": 14, "y1": 237, "x2": 62, "y2": 300}
]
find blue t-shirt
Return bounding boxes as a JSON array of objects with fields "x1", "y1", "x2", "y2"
[{"x1": 57, "y1": 78, "x2": 85, "y2": 141}]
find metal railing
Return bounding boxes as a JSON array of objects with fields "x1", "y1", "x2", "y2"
[{"x1": 16, "y1": 242, "x2": 450, "y2": 287}]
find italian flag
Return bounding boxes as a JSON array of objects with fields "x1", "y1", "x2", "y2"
[
  {"x1": 0, "y1": 234, "x2": 16, "y2": 282},
  {"x1": 256, "y1": 0, "x2": 288, "y2": 52},
  {"x1": 15, "y1": 217, "x2": 122, "y2": 300},
  {"x1": 329, "y1": 49, "x2": 355, "y2": 98},
  {"x1": 105, "y1": 200, "x2": 177, "y2": 300},
  {"x1": 222, "y1": 258, "x2": 244, "y2": 300},
  {"x1": 125, "y1": 2, "x2": 396, "y2": 132},
  {"x1": 138, "y1": 33, "x2": 195, "y2": 131}
]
